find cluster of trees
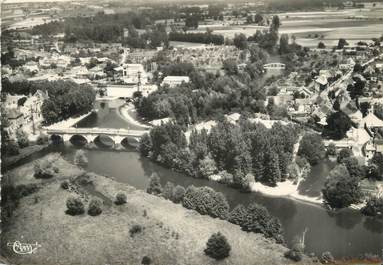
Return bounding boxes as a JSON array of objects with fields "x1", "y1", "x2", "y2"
[
  {"x1": 140, "y1": 119, "x2": 300, "y2": 187},
  {"x1": 40, "y1": 80, "x2": 96, "y2": 125},
  {"x1": 137, "y1": 45, "x2": 272, "y2": 127},
  {"x1": 246, "y1": 16, "x2": 281, "y2": 51},
  {"x1": 147, "y1": 175, "x2": 284, "y2": 243},
  {"x1": 323, "y1": 111, "x2": 352, "y2": 140},
  {"x1": 297, "y1": 133, "x2": 326, "y2": 165},
  {"x1": 322, "y1": 164, "x2": 363, "y2": 208},
  {"x1": 168, "y1": 31, "x2": 224, "y2": 45},
  {"x1": 125, "y1": 24, "x2": 169, "y2": 49}
]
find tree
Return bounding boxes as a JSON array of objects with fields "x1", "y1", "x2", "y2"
[
  {"x1": 16, "y1": 129, "x2": 29, "y2": 148},
  {"x1": 147, "y1": 174, "x2": 162, "y2": 195},
  {"x1": 324, "y1": 111, "x2": 352, "y2": 140},
  {"x1": 74, "y1": 149, "x2": 88, "y2": 168},
  {"x1": 172, "y1": 185, "x2": 185, "y2": 203},
  {"x1": 297, "y1": 134, "x2": 326, "y2": 165},
  {"x1": 88, "y1": 198, "x2": 103, "y2": 216},
  {"x1": 342, "y1": 157, "x2": 364, "y2": 179},
  {"x1": 228, "y1": 204, "x2": 247, "y2": 225},
  {"x1": 337, "y1": 148, "x2": 353, "y2": 163},
  {"x1": 182, "y1": 186, "x2": 229, "y2": 219},
  {"x1": 279, "y1": 34, "x2": 290, "y2": 54},
  {"x1": 322, "y1": 165, "x2": 362, "y2": 208},
  {"x1": 66, "y1": 196, "x2": 85, "y2": 215},
  {"x1": 318, "y1": 42, "x2": 326, "y2": 49},
  {"x1": 263, "y1": 152, "x2": 281, "y2": 186},
  {"x1": 337, "y1": 38, "x2": 348, "y2": 49},
  {"x1": 115, "y1": 192, "x2": 127, "y2": 205},
  {"x1": 326, "y1": 143, "x2": 337, "y2": 156},
  {"x1": 198, "y1": 156, "x2": 217, "y2": 178},
  {"x1": 204, "y1": 232, "x2": 231, "y2": 260},
  {"x1": 139, "y1": 133, "x2": 152, "y2": 157},
  {"x1": 162, "y1": 181, "x2": 175, "y2": 200},
  {"x1": 223, "y1": 59, "x2": 238, "y2": 75},
  {"x1": 361, "y1": 196, "x2": 383, "y2": 217},
  {"x1": 233, "y1": 33, "x2": 248, "y2": 50},
  {"x1": 241, "y1": 203, "x2": 284, "y2": 242},
  {"x1": 270, "y1": 15, "x2": 281, "y2": 32}
]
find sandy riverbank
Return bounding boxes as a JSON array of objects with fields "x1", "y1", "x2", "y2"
[
  {"x1": 42, "y1": 112, "x2": 93, "y2": 130},
  {"x1": 118, "y1": 103, "x2": 152, "y2": 129}
]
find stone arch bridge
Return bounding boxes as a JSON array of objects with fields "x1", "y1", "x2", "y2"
[
  {"x1": 46, "y1": 127, "x2": 148, "y2": 148},
  {"x1": 263, "y1": 63, "x2": 286, "y2": 70}
]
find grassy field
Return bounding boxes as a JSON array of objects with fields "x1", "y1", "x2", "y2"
[{"x1": 1, "y1": 154, "x2": 315, "y2": 265}]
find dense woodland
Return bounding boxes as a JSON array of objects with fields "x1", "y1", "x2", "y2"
[{"x1": 140, "y1": 119, "x2": 301, "y2": 187}]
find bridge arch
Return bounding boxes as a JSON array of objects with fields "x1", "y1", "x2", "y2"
[
  {"x1": 120, "y1": 136, "x2": 140, "y2": 148},
  {"x1": 50, "y1": 134, "x2": 63, "y2": 145},
  {"x1": 93, "y1": 135, "x2": 115, "y2": 148},
  {"x1": 69, "y1": 135, "x2": 88, "y2": 147}
]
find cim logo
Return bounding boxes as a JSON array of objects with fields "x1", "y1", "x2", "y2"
[{"x1": 7, "y1": 241, "x2": 41, "y2": 255}]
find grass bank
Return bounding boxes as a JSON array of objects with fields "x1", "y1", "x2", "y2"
[{"x1": 1, "y1": 153, "x2": 314, "y2": 265}]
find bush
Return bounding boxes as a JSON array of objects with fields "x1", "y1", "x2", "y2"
[
  {"x1": 66, "y1": 197, "x2": 85, "y2": 215},
  {"x1": 115, "y1": 192, "x2": 127, "y2": 205},
  {"x1": 16, "y1": 129, "x2": 29, "y2": 148},
  {"x1": 228, "y1": 204, "x2": 248, "y2": 225},
  {"x1": 36, "y1": 134, "x2": 48, "y2": 145},
  {"x1": 141, "y1": 256, "x2": 151, "y2": 265},
  {"x1": 204, "y1": 232, "x2": 231, "y2": 260},
  {"x1": 162, "y1": 181, "x2": 175, "y2": 200},
  {"x1": 240, "y1": 203, "x2": 284, "y2": 243},
  {"x1": 172, "y1": 185, "x2": 185, "y2": 203},
  {"x1": 88, "y1": 198, "x2": 103, "y2": 216},
  {"x1": 5, "y1": 140, "x2": 20, "y2": 156},
  {"x1": 284, "y1": 248, "x2": 303, "y2": 262},
  {"x1": 34, "y1": 160, "x2": 57, "y2": 179},
  {"x1": 61, "y1": 180, "x2": 69, "y2": 190},
  {"x1": 326, "y1": 143, "x2": 337, "y2": 156},
  {"x1": 130, "y1": 224, "x2": 143, "y2": 237},
  {"x1": 337, "y1": 148, "x2": 352, "y2": 163},
  {"x1": 146, "y1": 174, "x2": 162, "y2": 195},
  {"x1": 182, "y1": 186, "x2": 229, "y2": 219},
  {"x1": 361, "y1": 196, "x2": 383, "y2": 217},
  {"x1": 320, "y1": 251, "x2": 334, "y2": 264},
  {"x1": 74, "y1": 149, "x2": 88, "y2": 168}
]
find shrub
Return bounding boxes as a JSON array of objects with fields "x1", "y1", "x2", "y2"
[
  {"x1": 320, "y1": 251, "x2": 334, "y2": 264},
  {"x1": 141, "y1": 256, "x2": 152, "y2": 265},
  {"x1": 241, "y1": 203, "x2": 284, "y2": 243},
  {"x1": 16, "y1": 129, "x2": 29, "y2": 148},
  {"x1": 130, "y1": 224, "x2": 143, "y2": 237},
  {"x1": 115, "y1": 192, "x2": 127, "y2": 205},
  {"x1": 34, "y1": 160, "x2": 57, "y2": 179},
  {"x1": 217, "y1": 170, "x2": 233, "y2": 184},
  {"x1": 228, "y1": 204, "x2": 248, "y2": 225},
  {"x1": 284, "y1": 248, "x2": 303, "y2": 262},
  {"x1": 204, "y1": 232, "x2": 231, "y2": 260},
  {"x1": 74, "y1": 149, "x2": 88, "y2": 168},
  {"x1": 326, "y1": 143, "x2": 337, "y2": 156},
  {"x1": 162, "y1": 181, "x2": 175, "y2": 200},
  {"x1": 337, "y1": 148, "x2": 353, "y2": 163},
  {"x1": 66, "y1": 197, "x2": 85, "y2": 215},
  {"x1": 5, "y1": 140, "x2": 20, "y2": 156},
  {"x1": 36, "y1": 134, "x2": 48, "y2": 145},
  {"x1": 172, "y1": 185, "x2": 185, "y2": 203},
  {"x1": 61, "y1": 180, "x2": 69, "y2": 190},
  {"x1": 146, "y1": 174, "x2": 162, "y2": 195},
  {"x1": 88, "y1": 198, "x2": 103, "y2": 216},
  {"x1": 182, "y1": 186, "x2": 229, "y2": 219},
  {"x1": 361, "y1": 196, "x2": 383, "y2": 217}
]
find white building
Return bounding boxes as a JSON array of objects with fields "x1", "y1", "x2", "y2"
[
  {"x1": 122, "y1": 64, "x2": 148, "y2": 85},
  {"x1": 161, "y1": 76, "x2": 190, "y2": 88}
]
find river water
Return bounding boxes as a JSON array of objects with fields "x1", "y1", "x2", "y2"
[{"x1": 60, "y1": 100, "x2": 382, "y2": 258}]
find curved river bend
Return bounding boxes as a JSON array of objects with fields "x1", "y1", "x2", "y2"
[{"x1": 62, "y1": 100, "x2": 382, "y2": 258}]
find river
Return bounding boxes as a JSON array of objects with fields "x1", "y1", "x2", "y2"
[{"x1": 55, "y1": 100, "x2": 383, "y2": 258}]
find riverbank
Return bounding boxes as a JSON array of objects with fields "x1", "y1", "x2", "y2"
[
  {"x1": 42, "y1": 111, "x2": 93, "y2": 130},
  {"x1": 1, "y1": 144, "x2": 50, "y2": 171},
  {"x1": 1, "y1": 153, "x2": 315, "y2": 265},
  {"x1": 118, "y1": 103, "x2": 152, "y2": 129}
]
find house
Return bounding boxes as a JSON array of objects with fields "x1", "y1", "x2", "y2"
[
  {"x1": 315, "y1": 75, "x2": 328, "y2": 92},
  {"x1": 362, "y1": 111, "x2": 383, "y2": 132},
  {"x1": 365, "y1": 139, "x2": 383, "y2": 160},
  {"x1": 122, "y1": 64, "x2": 148, "y2": 85},
  {"x1": 161, "y1": 76, "x2": 190, "y2": 88}
]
